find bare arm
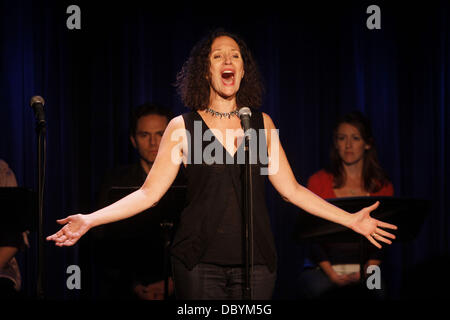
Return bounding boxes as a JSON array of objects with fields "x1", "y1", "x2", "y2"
[
  {"x1": 263, "y1": 113, "x2": 397, "y2": 248},
  {"x1": 264, "y1": 113, "x2": 353, "y2": 227},
  {"x1": 0, "y1": 246, "x2": 18, "y2": 269},
  {"x1": 87, "y1": 116, "x2": 185, "y2": 227},
  {"x1": 47, "y1": 116, "x2": 187, "y2": 246}
]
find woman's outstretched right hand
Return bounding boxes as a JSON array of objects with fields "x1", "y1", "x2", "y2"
[{"x1": 46, "y1": 214, "x2": 92, "y2": 247}]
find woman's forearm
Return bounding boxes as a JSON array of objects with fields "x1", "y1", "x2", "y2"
[
  {"x1": 87, "y1": 188, "x2": 157, "y2": 228},
  {"x1": 318, "y1": 260, "x2": 338, "y2": 280},
  {"x1": 287, "y1": 183, "x2": 354, "y2": 229}
]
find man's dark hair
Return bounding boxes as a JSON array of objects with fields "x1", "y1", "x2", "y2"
[{"x1": 129, "y1": 103, "x2": 174, "y2": 137}]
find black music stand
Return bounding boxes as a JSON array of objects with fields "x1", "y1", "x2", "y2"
[
  {"x1": 0, "y1": 187, "x2": 37, "y2": 233},
  {"x1": 104, "y1": 185, "x2": 186, "y2": 300},
  {"x1": 294, "y1": 196, "x2": 430, "y2": 284}
]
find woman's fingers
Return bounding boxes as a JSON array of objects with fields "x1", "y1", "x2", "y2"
[
  {"x1": 377, "y1": 220, "x2": 398, "y2": 230},
  {"x1": 50, "y1": 234, "x2": 67, "y2": 244},
  {"x1": 356, "y1": 201, "x2": 398, "y2": 249},
  {"x1": 46, "y1": 234, "x2": 55, "y2": 241},
  {"x1": 46, "y1": 230, "x2": 63, "y2": 241},
  {"x1": 61, "y1": 238, "x2": 77, "y2": 246},
  {"x1": 375, "y1": 227, "x2": 396, "y2": 239},
  {"x1": 57, "y1": 234, "x2": 68, "y2": 243},
  {"x1": 367, "y1": 234, "x2": 382, "y2": 249},
  {"x1": 365, "y1": 202, "x2": 398, "y2": 231},
  {"x1": 369, "y1": 226, "x2": 397, "y2": 247},
  {"x1": 372, "y1": 233, "x2": 392, "y2": 245},
  {"x1": 367, "y1": 201, "x2": 380, "y2": 211},
  {"x1": 55, "y1": 234, "x2": 78, "y2": 247},
  {"x1": 57, "y1": 217, "x2": 71, "y2": 225},
  {"x1": 46, "y1": 218, "x2": 80, "y2": 246},
  {"x1": 47, "y1": 217, "x2": 71, "y2": 241},
  {"x1": 363, "y1": 201, "x2": 380, "y2": 215},
  {"x1": 366, "y1": 202, "x2": 397, "y2": 230}
]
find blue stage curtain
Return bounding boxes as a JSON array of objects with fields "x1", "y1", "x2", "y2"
[{"x1": 1, "y1": 1, "x2": 448, "y2": 299}]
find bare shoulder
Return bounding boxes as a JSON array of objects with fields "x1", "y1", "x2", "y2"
[
  {"x1": 262, "y1": 112, "x2": 276, "y2": 130},
  {"x1": 160, "y1": 115, "x2": 187, "y2": 156},
  {"x1": 0, "y1": 159, "x2": 8, "y2": 170},
  {"x1": 166, "y1": 115, "x2": 186, "y2": 131}
]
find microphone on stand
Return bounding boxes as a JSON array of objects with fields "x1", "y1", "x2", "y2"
[
  {"x1": 30, "y1": 96, "x2": 46, "y2": 127},
  {"x1": 238, "y1": 107, "x2": 252, "y2": 139},
  {"x1": 238, "y1": 106, "x2": 254, "y2": 300},
  {"x1": 30, "y1": 95, "x2": 47, "y2": 299}
]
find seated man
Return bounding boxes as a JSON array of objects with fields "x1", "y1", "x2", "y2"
[{"x1": 93, "y1": 103, "x2": 185, "y2": 300}]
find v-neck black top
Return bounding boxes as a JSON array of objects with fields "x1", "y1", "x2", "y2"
[{"x1": 170, "y1": 110, "x2": 277, "y2": 272}]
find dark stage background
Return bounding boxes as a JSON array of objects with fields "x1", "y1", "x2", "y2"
[{"x1": 1, "y1": 0, "x2": 449, "y2": 300}]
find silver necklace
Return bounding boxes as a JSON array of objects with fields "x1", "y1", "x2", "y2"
[{"x1": 206, "y1": 107, "x2": 239, "y2": 119}]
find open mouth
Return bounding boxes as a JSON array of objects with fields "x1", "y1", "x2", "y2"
[{"x1": 221, "y1": 70, "x2": 235, "y2": 85}]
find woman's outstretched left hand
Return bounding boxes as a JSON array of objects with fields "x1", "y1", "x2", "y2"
[{"x1": 349, "y1": 201, "x2": 397, "y2": 248}]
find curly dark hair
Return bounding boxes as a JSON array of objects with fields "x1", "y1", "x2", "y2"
[
  {"x1": 175, "y1": 28, "x2": 264, "y2": 110},
  {"x1": 327, "y1": 111, "x2": 390, "y2": 193}
]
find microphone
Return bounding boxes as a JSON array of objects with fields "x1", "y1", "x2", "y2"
[
  {"x1": 30, "y1": 95, "x2": 46, "y2": 126},
  {"x1": 238, "y1": 107, "x2": 252, "y2": 138}
]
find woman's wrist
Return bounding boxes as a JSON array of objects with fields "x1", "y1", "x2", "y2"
[
  {"x1": 84, "y1": 213, "x2": 99, "y2": 228},
  {"x1": 342, "y1": 211, "x2": 357, "y2": 231}
]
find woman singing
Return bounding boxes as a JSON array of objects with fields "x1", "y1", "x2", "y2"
[{"x1": 47, "y1": 29, "x2": 397, "y2": 300}]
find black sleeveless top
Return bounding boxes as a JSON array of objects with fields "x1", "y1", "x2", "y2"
[{"x1": 170, "y1": 110, "x2": 277, "y2": 272}]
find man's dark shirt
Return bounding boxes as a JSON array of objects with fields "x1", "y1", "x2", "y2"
[{"x1": 92, "y1": 163, "x2": 186, "y2": 299}]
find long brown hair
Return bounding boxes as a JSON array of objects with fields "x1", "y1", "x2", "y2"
[
  {"x1": 175, "y1": 28, "x2": 264, "y2": 110},
  {"x1": 327, "y1": 111, "x2": 390, "y2": 193}
]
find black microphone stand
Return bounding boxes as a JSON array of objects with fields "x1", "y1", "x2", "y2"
[
  {"x1": 35, "y1": 119, "x2": 46, "y2": 300},
  {"x1": 242, "y1": 129, "x2": 253, "y2": 300},
  {"x1": 160, "y1": 220, "x2": 173, "y2": 300}
]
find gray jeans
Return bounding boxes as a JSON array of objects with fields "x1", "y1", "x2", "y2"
[{"x1": 172, "y1": 257, "x2": 276, "y2": 300}]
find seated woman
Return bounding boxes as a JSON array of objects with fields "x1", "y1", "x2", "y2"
[{"x1": 298, "y1": 111, "x2": 393, "y2": 299}]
